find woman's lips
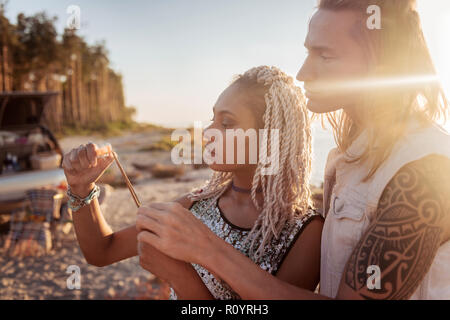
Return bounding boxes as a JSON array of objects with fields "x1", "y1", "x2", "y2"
[{"x1": 205, "y1": 145, "x2": 216, "y2": 157}]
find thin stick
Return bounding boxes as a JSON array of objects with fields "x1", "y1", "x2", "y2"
[{"x1": 112, "y1": 151, "x2": 141, "y2": 208}]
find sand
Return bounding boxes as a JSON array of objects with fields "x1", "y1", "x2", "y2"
[
  {"x1": 0, "y1": 129, "x2": 322, "y2": 300},
  {"x1": 0, "y1": 130, "x2": 212, "y2": 300}
]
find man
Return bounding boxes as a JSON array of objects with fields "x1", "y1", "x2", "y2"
[{"x1": 137, "y1": 0, "x2": 450, "y2": 299}]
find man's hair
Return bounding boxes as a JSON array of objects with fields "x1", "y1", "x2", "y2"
[{"x1": 318, "y1": 0, "x2": 449, "y2": 180}]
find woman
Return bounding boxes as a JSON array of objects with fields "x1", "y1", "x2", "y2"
[
  {"x1": 62, "y1": 66, "x2": 323, "y2": 299},
  {"x1": 137, "y1": 0, "x2": 450, "y2": 300}
]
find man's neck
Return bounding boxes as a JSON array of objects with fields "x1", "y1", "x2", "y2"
[{"x1": 343, "y1": 105, "x2": 363, "y2": 127}]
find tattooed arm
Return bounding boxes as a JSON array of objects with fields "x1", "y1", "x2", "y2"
[
  {"x1": 337, "y1": 154, "x2": 450, "y2": 300},
  {"x1": 133, "y1": 154, "x2": 450, "y2": 300}
]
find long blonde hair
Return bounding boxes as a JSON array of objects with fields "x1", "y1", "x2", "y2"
[
  {"x1": 318, "y1": 0, "x2": 449, "y2": 180},
  {"x1": 188, "y1": 66, "x2": 313, "y2": 259}
]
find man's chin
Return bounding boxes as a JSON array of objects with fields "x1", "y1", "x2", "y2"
[{"x1": 306, "y1": 99, "x2": 340, "y2": 114}]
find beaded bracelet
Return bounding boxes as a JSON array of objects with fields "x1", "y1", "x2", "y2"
[{"x1": 67, "y1": 184, "x2": 101, "y2": 212}]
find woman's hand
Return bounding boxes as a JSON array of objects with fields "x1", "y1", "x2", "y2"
[
  {"x1": 136, "y1": 202, "x2": 218, "y2": 265},
  {"x1": 136, "y1": 240, "x2": 213, "y2": 299},
  {"x1": 137, "y1": 240, "x2": 189, "y2": 284},
  {"x1": 62, "y1": 142, "x2": 115, "y2": 197}
]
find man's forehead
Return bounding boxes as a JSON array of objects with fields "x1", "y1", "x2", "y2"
[{"x1": 305, "y1": 9, "x2": 363, "y2": 50}]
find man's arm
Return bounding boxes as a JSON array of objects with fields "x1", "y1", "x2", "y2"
[
  {"x1": 135, "y1": 155, "x2": 449, "y2": 300},
  {"x1": 337, "y1": 154, "x2": 450, "y2": 299}
]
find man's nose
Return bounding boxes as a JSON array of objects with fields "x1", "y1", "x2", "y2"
[{"x1": 296, "y1": 57, "x2": 314, "y2": 82}]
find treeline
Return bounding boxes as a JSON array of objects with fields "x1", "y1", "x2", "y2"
[{"x1": 0, "y1": 6, "x2": 136, "y2": 133}]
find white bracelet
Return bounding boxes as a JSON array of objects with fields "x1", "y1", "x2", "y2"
[{"x1": 67, "y1": 185, "x2": 101, "y2": 212}]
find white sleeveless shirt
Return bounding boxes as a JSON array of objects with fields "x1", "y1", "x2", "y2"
[{"x1": 320, "y1": 120, "x2": 450, "y2": 299}]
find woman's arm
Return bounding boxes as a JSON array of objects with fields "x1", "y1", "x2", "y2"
[
  {"x1": 137, "y1": 195, "x2": 214, "y2": 299},
  {"x1": 63, "y1": 144, "x2": 213, "y2": 299},
  {"x1": 71, "y1": 187, "x2": 214, "y2": 298},
  {"x1": 137, "y1": 202, "x2": 328, "y2": 299},
  {"x1": 61, "y1": 142, "x2": 136, "y2": 266},
  {"x1": 199, "y1": 218, "x2": 326, "y2": 300},
  {"x1": 138, "y1": 155, "x2": 450, "y2": 300},
  {"x1": 70, "y1": 183, "x2": 137, "y2": 267},
  {"x1": 274, "y1": 216, "x2": 323, "y2": 292},
  {"x1": 137, "y1": 240, "x2": 213, "y2": 299}
]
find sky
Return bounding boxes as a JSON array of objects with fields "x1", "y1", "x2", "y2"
[{"x1": 5, "y1": 0, "x2": 450, "y2": 128}]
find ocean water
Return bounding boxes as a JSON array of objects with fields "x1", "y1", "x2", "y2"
[{"x1": 311, "y1": 124, "x2": 336, "y2": 187}]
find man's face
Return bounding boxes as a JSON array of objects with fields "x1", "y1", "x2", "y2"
[{"x1": 297, "y1": 9, "x2": 371, "y2": 113}]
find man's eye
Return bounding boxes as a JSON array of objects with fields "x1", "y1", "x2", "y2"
[{"x1": 320, "y1": 55, "x2": 334, "y2": 61}]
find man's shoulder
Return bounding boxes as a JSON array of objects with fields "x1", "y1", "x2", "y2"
[
  {"x1": 405, "y1": 154, "x2": 450, "y2": 189},
  {"x1": 379, "y1": 153, "x2": 450, "y2": 240}
]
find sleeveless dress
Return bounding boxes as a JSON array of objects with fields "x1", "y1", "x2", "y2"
[
  {"x1": 169, "y1": 196, "x2": 320, "y2": 300},
  {"x1": 320, "y1": 120, "x2": 450, "y2": 299}
]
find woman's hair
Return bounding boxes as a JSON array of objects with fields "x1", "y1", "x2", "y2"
[
  {"x1": 318, "y1": 0, "x2": 449, "y2": 180},
  {"x1": 188, "y1": 66, "x2": 313, "y2": 259}
]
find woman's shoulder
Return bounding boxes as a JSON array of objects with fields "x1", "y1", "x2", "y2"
[
  {"x1": 173, "y1": 194, "x2": 203, "y2": 210},
  {"x1": 285, "y1": 208, "x2": 324, "y2": 238},
  {"x1": 174, "y1": 194, "x2": 218, "y2": 220},
  {"x1": 268, "y1": 208, "x2": 323, "y2": 274},
  {"x1": 295, "y1": 208, "x2": 324, "y2": 225},
  {"x1": 285, "y1": 208, "x2": 324, "y2": 246}
]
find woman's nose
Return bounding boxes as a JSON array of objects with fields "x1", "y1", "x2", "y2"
[{"x1": 202, "y1": 126, "x2": 214, "y2": 143}]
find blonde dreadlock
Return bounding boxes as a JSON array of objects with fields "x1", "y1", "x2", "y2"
[{"x1": 188, "y1": 66, "x2": 313, "y2": 259}]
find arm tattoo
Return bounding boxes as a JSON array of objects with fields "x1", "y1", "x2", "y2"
[{"x1": 344, "y1": 155, "x2": 450, "y2": 300}]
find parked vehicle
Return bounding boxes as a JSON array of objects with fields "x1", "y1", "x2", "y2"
[{"x1": 0, "y1": 92, "x2": 66, "y2": 212}]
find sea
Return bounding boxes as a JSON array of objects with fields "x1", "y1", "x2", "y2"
[{"x1": 311, "y1": 123, "x2": 336, "y2": 187}]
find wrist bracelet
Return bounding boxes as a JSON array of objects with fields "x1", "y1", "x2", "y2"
[{"x1": 67, "y1": 184, "x2": 101, "y2": 212}]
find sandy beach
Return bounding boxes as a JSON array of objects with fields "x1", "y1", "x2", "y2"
[
  {"x1": 0, "y1": 129, "x2": 213, "y2": 300},
  {"x1": 0, "y1": 128, "x2": 323, "y2": 300}
]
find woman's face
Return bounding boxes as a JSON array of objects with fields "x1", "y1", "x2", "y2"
[{"x1": 204, "y1": 84, "x2": 263, "y2": 173}]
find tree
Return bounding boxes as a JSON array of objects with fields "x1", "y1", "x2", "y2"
[{"x1": 1, "y1": 8, "x2": 136, "y2": 132}]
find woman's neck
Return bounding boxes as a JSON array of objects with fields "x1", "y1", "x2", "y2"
[{"x1": 228, "y1": 170, "x2": 262, "y2": 205}]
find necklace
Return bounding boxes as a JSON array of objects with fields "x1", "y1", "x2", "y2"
[{"x1": 231, "y1": 182, "x2": 262, "y2": 193}]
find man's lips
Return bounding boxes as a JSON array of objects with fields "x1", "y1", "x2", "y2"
[{"x1": 305, "y1": 90, "x2": 321, "y2": 99}]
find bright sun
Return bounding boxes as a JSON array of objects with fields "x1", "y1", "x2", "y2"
[
  {"x1": 439, "y1": 17, "x2": 450, "y2": 132},
  {"x1": 418, "y1": 3, "x2": 450, "y2": 132}
]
